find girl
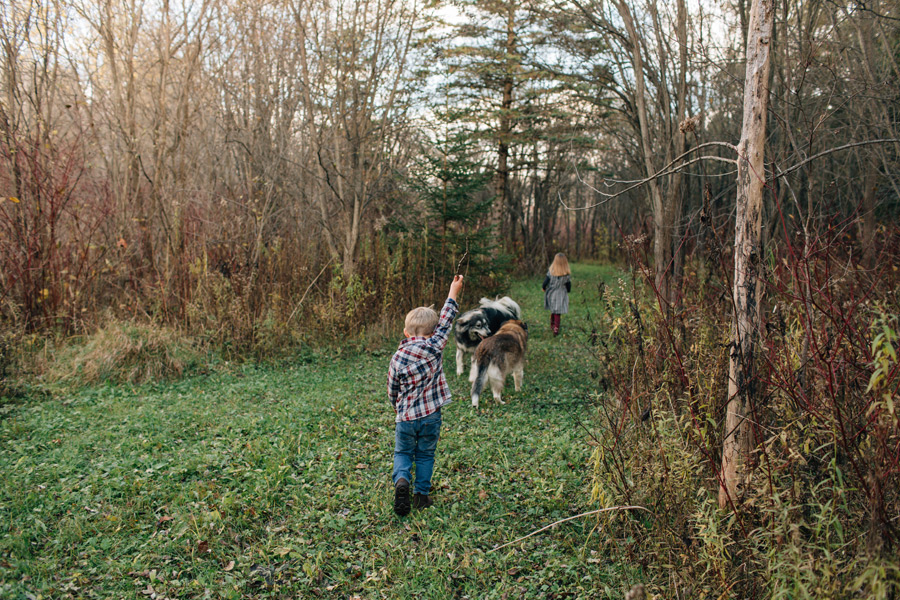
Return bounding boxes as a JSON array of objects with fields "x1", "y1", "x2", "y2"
[{"x1": 542, "y1": 253, "x2": 571, "y2": 336}]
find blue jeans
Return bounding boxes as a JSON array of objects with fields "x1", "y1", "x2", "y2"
[{"x1": 392, "y1": 409, "x2": 442, "y2": 495}]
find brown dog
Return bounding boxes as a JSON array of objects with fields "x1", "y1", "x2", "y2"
[{"x1": 470, "y1": 320, "x2": 528, "y2": 408}]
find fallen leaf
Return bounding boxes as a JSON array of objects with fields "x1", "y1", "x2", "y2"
[
  {"x1": 224, "y1": 560, "x2": 235, "y2": 572},
  {"x1": 197, "y1": 540, "x2": 210, "y2": 553},
  {"x1": 355, "y1": 463, "x2": 367, "y2": 469},
  {"x1": 128, "y1": 571, "x2": 150, "y2": 578},
  {"x1": 156, "y1": 515, "x2": 174, "y2": 527},
  {"x1": 478, "y1": 490, "x2": 488, "y2": 500}
]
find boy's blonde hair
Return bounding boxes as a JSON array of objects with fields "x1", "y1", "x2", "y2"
[
  {"x1": 405, "y1": 305, "x2": 439, "y2": 336},
  {"x1": 549, "y1": 252, "x2": 570, "y2": 276}
]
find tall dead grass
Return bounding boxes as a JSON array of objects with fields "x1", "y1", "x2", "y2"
[{"x1": 41, "y1": 321, "x2": 207, "y2": 385}]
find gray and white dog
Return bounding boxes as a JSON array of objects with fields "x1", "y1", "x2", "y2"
[{"x1": 454, "y1": 296, "x2": 522, "y2": 380}]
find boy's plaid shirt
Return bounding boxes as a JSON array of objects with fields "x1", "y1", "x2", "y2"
[{"x1": 388, "y1": 297, "x2": 459, "y2": 422}]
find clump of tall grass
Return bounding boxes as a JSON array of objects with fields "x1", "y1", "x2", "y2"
[
  {"x1": 43, "y1": 321, "x2": 208, "y2": 385},
  {"x1": 1, "y1": 324, "x2": 21, "y2": 399}
]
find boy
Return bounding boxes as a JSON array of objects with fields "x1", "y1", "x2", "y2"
[{"x1": 387, "y1": 275, "x2": 464, "y2": 516}]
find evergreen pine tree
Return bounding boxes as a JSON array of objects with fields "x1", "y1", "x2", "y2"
[{"x1": 407, "y1": 130, "x2": 510, "y2": 294}]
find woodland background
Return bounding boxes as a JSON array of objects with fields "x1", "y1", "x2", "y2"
[{"x1": 2, "y1": 0, "x2": 900, "y2": 596}]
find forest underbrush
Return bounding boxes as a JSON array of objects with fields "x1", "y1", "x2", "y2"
[
  {"x1": 3, "y1": 232, "x2": 516, "y2": 389},
  {"x1": 586, "y1": 227, "x2": 900, "y2": 598}
]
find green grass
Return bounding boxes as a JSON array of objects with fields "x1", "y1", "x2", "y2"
[{"x1": 0, "y1": 263, "x2": 636, "y2": 599}]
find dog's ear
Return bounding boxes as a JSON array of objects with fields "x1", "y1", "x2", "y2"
[{"x1": 520, "y1": 321, "x2": 528, "y2": 332}]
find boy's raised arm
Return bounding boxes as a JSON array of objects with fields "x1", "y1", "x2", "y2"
[
  {"x1": 448, "y1": 275, "x2": 463, "y2": 302},
  {"x1": 429, "y1": 276, "x2": 463, "y2": 350}
]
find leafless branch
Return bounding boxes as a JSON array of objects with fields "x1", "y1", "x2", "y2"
[
  {"x1": 562, "y1": 142, "x2": 737, "y2": 210},
  {"x1": 772, "y1": 138, "x2": 900, "y2": 180}
]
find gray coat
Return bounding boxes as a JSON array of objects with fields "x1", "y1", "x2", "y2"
[{"x1": 542, "y1": 273, "x2": 571, "y2": 314}]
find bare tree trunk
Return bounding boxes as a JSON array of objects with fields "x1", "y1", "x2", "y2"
[
  {"x1": 293, "y1": 2, "x2": 340, "y2": 266},
  {"x1": 609, "y1": 0, "x2": 690, "y2": 313},
  {"x1": 719, "y1": 0, "x2": 774, "y2": 509},
  {"x1": 496, "y1": 1, "x2": 515, "y2": 245},
  {"x1": 611, "y1": 0, "x2": 665, "y2": 301},
  {"x1": 849, "y1": 1, "x2": 885, "y2": 271},
  {"x1": 861, "y1": 160, "x2": 876, "y2": 269},
  {"x1": 668, "y1": 0, "x2": 688, "y2": 325}
]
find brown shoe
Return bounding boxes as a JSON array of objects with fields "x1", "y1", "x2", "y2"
[
  {"x1": 412, "y1": 493, "x2": 433, "y2": 510},
  {"x1": 394, "y1": 478, "x2": 410, "y2": 516}
]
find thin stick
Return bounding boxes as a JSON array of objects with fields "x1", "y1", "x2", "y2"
[
  {"x1": 287, "y1": 257, "x2": 335, "y2": 324},
  {"x1": 487, "y1": 505, "x2": 652, "y2": 553},
  {"x1": 456, "y1": 237, "x2": 470, "y2": 277}
]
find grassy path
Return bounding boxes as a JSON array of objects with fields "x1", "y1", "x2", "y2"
[{"x1": 1, "y1": 264, "x2": 634, "y2": 599}]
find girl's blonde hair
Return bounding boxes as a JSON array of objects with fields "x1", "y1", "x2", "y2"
[
  {"x1": 549, "y1": 252, "x2": 570, "y2": 276},
  {"x1": 405, "y1": 305, "x2": 438, "y2": 336}
]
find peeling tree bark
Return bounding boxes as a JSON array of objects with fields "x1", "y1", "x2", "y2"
[{"x1": 719, "y1": 0, "x2": 774, "y2": 509}]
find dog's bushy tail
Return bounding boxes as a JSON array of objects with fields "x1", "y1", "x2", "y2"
[{"x1": 470, "y1": 353, "x2": 490, "y2": 408}]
